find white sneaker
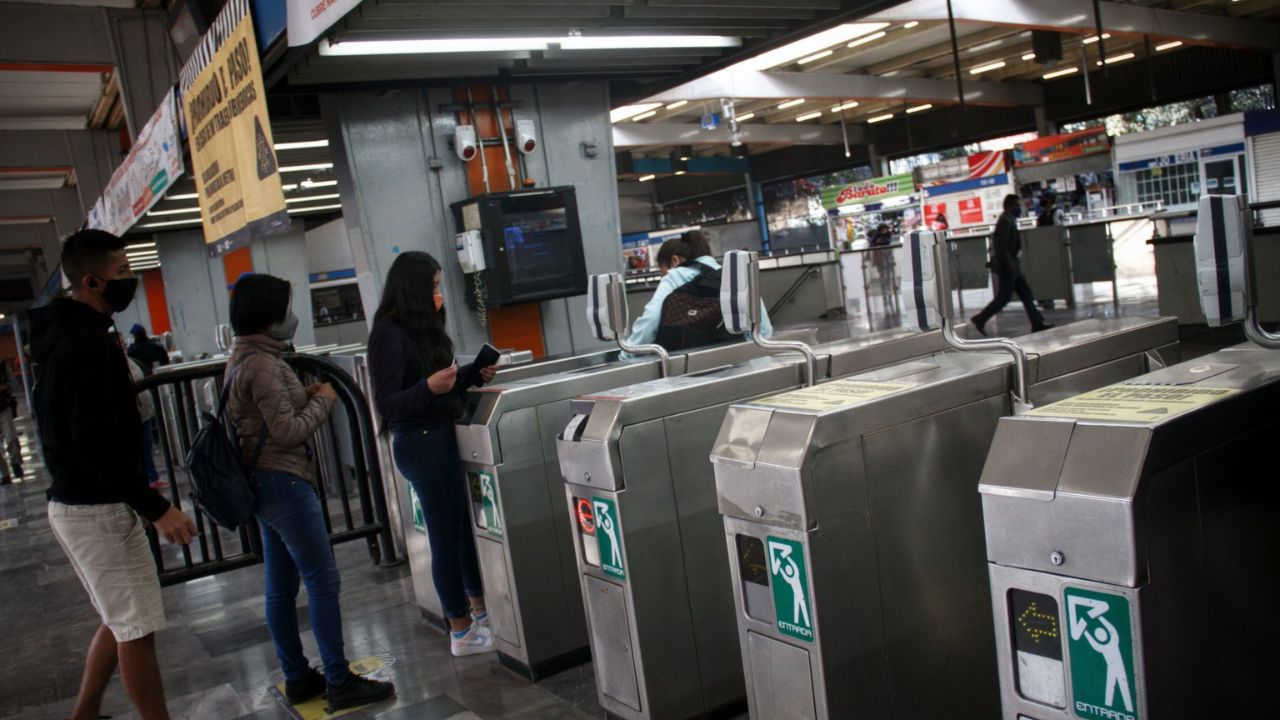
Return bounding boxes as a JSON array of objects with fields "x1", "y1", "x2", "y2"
[
  {"x1": 450, "y1": 623, "x2": 495, "y2": 657},
  {"x1": 471, "y1": 611, "x2": 489, "y2": 629}
]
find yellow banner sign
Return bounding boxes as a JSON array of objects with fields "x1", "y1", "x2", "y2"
[
  {"x1": 750, "y1": 379, "x2": 917, "y2": 412},
  {"x1": 181, "y1": 0, "x2": 287, "y2": 255},
  {"x1": 1024, "y1": 384, "x2": 1238, "y2": 423}
]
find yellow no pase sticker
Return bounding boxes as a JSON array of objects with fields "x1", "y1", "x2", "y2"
[
  {"x1": 750, "y1": 379, "x2": 916, "y2": 412},
  {"x1": 1025, "y1": 384, "x2": 1238, "y2": 423}
]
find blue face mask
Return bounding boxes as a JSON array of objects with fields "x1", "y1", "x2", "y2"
[{"x1": 1010, "y1": 206, "x2": 1022, "y2": 218}]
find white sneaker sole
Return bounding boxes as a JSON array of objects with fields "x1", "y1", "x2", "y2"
[{"x1": 450, "y1": 640, "x2": 496, "y2": 658}]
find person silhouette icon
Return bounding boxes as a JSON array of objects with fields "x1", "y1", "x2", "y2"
[{"x1": 1084, "y1": 617, "x2": 1133, "y2": 712}]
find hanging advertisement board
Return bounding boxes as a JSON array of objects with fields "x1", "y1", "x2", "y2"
[
  {"x1": 914, "y1": 151, "x2": 1007, "y2": 187},
  {"x1": 820, "y1": 173, "x2": 915, "y2": 211},
  {"x1": 287, "y1": 0, "x2": 362, "y2": 47},
  {"x1": 86, "y1": 89, "x2": 185, "y2": 237},
  {"x1": 1013, "y1": 128, "x2": 1110, "y2": 167}
]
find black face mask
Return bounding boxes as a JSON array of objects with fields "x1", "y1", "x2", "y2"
[{"x1": 96, "y1": 277, "x2": 139, "y2": 314}]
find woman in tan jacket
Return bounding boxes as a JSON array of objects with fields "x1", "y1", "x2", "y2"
[{"x1": 225, "y1": 274, "x2": 393, "y2": 712}]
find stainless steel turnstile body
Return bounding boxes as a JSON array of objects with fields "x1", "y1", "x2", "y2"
[
  {"x1": 557, "y1": 329, "x2": 949, "y2": 720},
  {"x1": 709, "y1": 317, "x2": 1178, "y2": 720},
  {"x1": 454, "y1": 333, "x2": 822, "y2": 678},
  {"x1": 982, "y1": 343, "x2": 1280, "y2": 720}
]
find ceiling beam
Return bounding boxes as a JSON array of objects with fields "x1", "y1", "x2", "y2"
[
  {"x1": 614, "y1": 121, "x2": 857, "y2": 148},
  {"x1": 865, "y1": 0, "x2": 1280, "y2": 51},
  {"x1": 643, "y1": 69, "x2": 1043, "y2": 107}
]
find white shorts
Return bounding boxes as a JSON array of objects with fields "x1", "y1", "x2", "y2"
[{"x1": 48, "y1": 501, "x2": 167, "y2": 642}]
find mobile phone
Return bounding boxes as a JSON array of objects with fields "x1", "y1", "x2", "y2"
[{"x1": 474, "y1": 343, "x2": 502, "y2": 369}]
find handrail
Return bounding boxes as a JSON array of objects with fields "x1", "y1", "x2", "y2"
[
  {"x1": 604, "y1": 273, "x2": 670, "y2": 376},
  {"x1": 732, "y1": 251, "x2": 817, "y2": 387},
  {"x1": 768, "y1": 266, "x2": 821, "y2": 316},
  {"x1": 1241, "y1": 216, "x2": 1280, "y2": 349}
]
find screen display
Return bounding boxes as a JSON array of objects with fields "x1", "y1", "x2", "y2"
[
  {"x1": 499, "y1": 194, "x2": 576, "y2": 296},
  {"x1": 737, "y1": 535, "x2": 769, "y2": 587}
]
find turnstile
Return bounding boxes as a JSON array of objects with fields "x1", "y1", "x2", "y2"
[
  {"x1": 556, "y1": 328, "x2": 950, "y2": 720},
  {"x1": 981, "y1": 343, "x2": 1280, "y2": 720},
  {"x1": 453, "y1": 331, "x2": 823, "y2": 679},
  {"x1": 708, "y1": 316, "x2": 1178, "y2": 720}
]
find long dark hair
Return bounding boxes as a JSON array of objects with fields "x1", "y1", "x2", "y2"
[
  {"x1": 657, "y1": 230, "x2": 713, "y2": 269},
  {"x1": 372, "y1": 252, "x2": 454, "y2": 374}
]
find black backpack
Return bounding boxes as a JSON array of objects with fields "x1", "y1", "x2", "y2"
[
  {"x1": 655, "y1": 262, "x2": 734, "y2": 352},
  {"x1": 186, "y1": 353, "x2": 268, "y2": 530}
]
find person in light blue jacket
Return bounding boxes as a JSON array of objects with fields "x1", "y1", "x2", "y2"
[{"x1": 623, "y1": 231, "x2": 772, "y2": 359}]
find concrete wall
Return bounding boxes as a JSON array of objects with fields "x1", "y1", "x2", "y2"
[
  {"x1": 305, "y1": 217, "x2": 355, "y2": 275},
  {"x1": 323, "y1": 80, "x2": 624, "y2": 355}
]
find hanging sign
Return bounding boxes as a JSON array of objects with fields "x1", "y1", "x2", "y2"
[
  {"x1": 915, "y1": 150, "x2": 1007, "y2": 187},
  {"x1": 179, "y1": 0, "x2": 289, "y2": 256},
  {"x1": 287, "y1": 0, "x2": 363, "y2": 47},
  {"x1": 87, "y1": 89, "x2": 185, "y2": 237},
  {"x1": 1013, "y1": 127, "x2": 1110, "y2": 167},
  {"x1": 820, "y1": 173, "x2": 915, "y2": 211}
]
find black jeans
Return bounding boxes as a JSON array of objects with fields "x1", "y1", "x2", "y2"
[{"x1": 974, "y1": 270, "x2": 1047, "y2": 329}]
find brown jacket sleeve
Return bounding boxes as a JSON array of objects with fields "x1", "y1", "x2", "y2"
[{"x1": 242, "y1": 354, "x2": 334, "y2": 448}]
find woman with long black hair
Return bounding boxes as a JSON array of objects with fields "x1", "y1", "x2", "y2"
[{"x1": 367, "y1": 252, "x2": 497, "y2": 657}]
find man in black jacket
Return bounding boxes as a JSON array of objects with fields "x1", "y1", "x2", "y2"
[
  {"x1": 127, "y1": 323, "x2": 170, "y2": 375},
  {"x1": 32, "y1": 229, "x2": 196, "y2": 720},
  {"x1": 970, "y1": 194, "x2": 1054, "y2": 337}
]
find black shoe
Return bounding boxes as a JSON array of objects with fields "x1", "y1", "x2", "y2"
[
  {"x1": 10, "y1": 464, "x2": 20, "y2": 479},
  {"x1": 325, "y1": 673, "x2": 395, "y2": 712},
  {"x1": 284, "y1": 667, "x2": 326, "y2": 704},
  {"x1": 969, "y1": 316, "x2": 988, "y2": 337},
  {"x1": 1033, "y1": 323, "x2": 1056, "y2": 332}
]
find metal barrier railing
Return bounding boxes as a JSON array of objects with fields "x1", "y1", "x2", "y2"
[{"x1": 134, "y1": 353, "x2": 399, "y2": 586}]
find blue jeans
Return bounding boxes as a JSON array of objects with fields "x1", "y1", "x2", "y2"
[
  {"x1": 140, "y1": 420, "x2": 160, "y2": 483},
  {"x1": 391, "y1": 424, "x2": 483, "y2": 619},
  {"x1": 254, "y1": 470, "x2": 350, "y2": 686}
]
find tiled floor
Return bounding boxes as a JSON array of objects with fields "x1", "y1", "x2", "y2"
[{"x1": 0, "y1": 260, "x2": 1249, "y2": 719}]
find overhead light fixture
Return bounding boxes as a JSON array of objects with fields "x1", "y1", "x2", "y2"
[
  {"x1": 867, "y1": 113, "x2": 894, "y2": 124},
  {"x1": 285, "y1": 193, "x2": 342, "y2": 204},
  {"x1": 831, "y1": 101, "x2": 860, "y2": 112},
  {"x1": 1155, "y1": 40, "x2": 1183, "y2": 52},
  {"x1": 126, "y1": 242, "x2": 156, "y2": 250},
  {"x1": 969, "y1": 60, "x2": 1006, "y2": 75},
  {"x1": 798, "y1": 50, "x2": 833, "y2": 65},
  {"x1": 968, "y1": 40, "x2": 1004, "y2": 53},
  {"x1": 674, "y1": 170, "x2": 687, "y2": 176},
  {"x1": 847, "y1": 31, "x2": 887, "y2": 49},
  {"x1": 736, "y1": 112, "x2": 756, "y2": 121},
  {"x1": 1082, "y1": 33, "x2": 1111, "y2": 45},
  {"x1": 903, "y1": 21, "x2": 919, "y2": 29},
  {"x1": 287, "y1": 203, "x2": 343, "y2": 214},
  {"x1": 906, "y1": 103, "x2": 933, "y2": 114},
  {"x1": 881, "y1": 70, "x2": 899, "y2": 77},
  {"x1": 138, "y1": 217, "x2": 203, "y2": 229},
  {"x1": 732, "y1": 22, "x2": 889, "y2": 71},
  {"x1": 300, "y1": 178, "x2": 338, "y2": 189},
  {"x1": 795, "y1": 111, "x2": 823, "y2": 122},
  {"x1": 147, "y1": 206, "x2": 201, "y2": 217},
  {"x1": 1098, "y1": 52, "x2": 1135, "y2": 65},
  {"x1": 560, "y1": 35, "x2": 741, "y2": 50},
  {"x1": 1021, "y1": 53, "x2": 1036, "y2": 61},
  {"x1": 1043, "y1": 67, "x2": 1078, "y2": 79},
  {"x1": 665, "y1": 100, "x2": 688, "y2": 110},
  {"x1": 611, "y1": 103, "x2": 662, "y2": 122},
  {"x1": 273, "y1": 139, "x2": 329, "y2": 151},
  {"x1": 632, "y1": 110, "x2": 657, "y2": 121},
  {"x1": 320, "y1": 35, "x2": 739, "y2": 56},
  {"x1": 166, "y1": 193, "x2": 198, "y2": 201},
  {"x1": 777, "y1": 98, "x2": 805, "y2": 110},
  {"x1": 637, "y1": 174, "x2": 656, "y2": 182},
  {"x1": 279, "y1": 162, "x2": 334, "y2": 173},
  {"x1": 281, "y1": 183, "x2": 298, "y2": 192}
]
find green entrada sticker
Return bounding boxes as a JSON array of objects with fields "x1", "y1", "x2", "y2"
[
  {"x1": 767, "y1": 536, "x2": 813, "y2": 642},
  {"x1": 1064, "y1": 587, "x2": 1139, "y2": 720},
  {"x1": 479, "y1": 471, "x2": 503, "y2": 538},
  {"x1": 592, "y1": 496, "x2": 625, "y2": 579},
  {"x1": 409, "y1": 481, "x2": 425, "y2": 534}
]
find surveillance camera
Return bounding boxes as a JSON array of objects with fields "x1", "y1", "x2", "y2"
[
  {"x1": 455, "y1": 125, "x2": 478, "y2": 162},
  {"x1": 515, "y1": 119, "x2": 537, "y2": 155}
]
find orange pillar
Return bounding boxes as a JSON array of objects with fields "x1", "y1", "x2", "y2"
[
  {"x1": 140, "y1": 270, "x2": 171, "y2": 334},
  {"x1": 221, "y1": 246, "x2": 254, "y2": 293}
]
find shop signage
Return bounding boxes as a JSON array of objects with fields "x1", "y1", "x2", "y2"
[
  {"x1": 915, "y1": 150, "x2": 1006, "y2": 187},
  {"x1": 821, "y1": 172, "x2": 915, "y2": 210},
  {"x1": 287, "y1": 0, "x2": 363, "y2": 47},
  {"x1": 87, "y1": 89, "x2": 184, "y2": 237},
  {"x1": 179, "y1": 0, "x2": 289, "y2": 256},
  {"x1": 1013, "y1": 127, "x2": 1110, "y2": 167},
  {"x1": 958, "y1": 197, "x2": 985, "y2": 225},
  {"x1": 1116, "y1": 151, "x2": 1198, "y2": 173}
]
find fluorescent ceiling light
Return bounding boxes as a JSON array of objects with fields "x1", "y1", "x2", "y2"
[
  {"x1": 611, "y1": 103, "x2": 661, "y2": 122},
  {"x1": 732, "y1": 22, "x2": 888, "y2": 71},
  {"x1": 320, "y1": 35, "x2": 738, "y2": 56},
  {"x1": 637, "y1": 174, "x2": 656, "y2": 182},
  {"x1": 1043, "y1": 67, "x2": 1078, "y2": 79},
  {"x1": 777, "y1": 98, "x2": 805, "y2": 110},
  {"x1": 287, "y1": 203, "x2": 343, "y2": 214},
  {"x1": 1082, "y1": 34, "x2": 1111, "y2": 45},
  {"x1": 674, "y1": 170, "x2": 686, "y2": 176},
  {"x1": 126, "y1": 242, "x2": 156, "y2": 250},
  {"x1": 968, "y1": 40, "x2": 1003, "y2": 53},
  {"x1": 166, "y1": 193, "x2": 198, "y2": 201},
  {"x1": 906, "y1": 103, "x2": 933, "y2": 114},
  {"x1": 285, "y1": 194, "x2": 341, "y2": 204},
  {"x1": 798, "y1": 50, "x2": 833, "y2": 65},
  {"x1": 632, "y1": 110, "x2": 657, "y2": 121},
  {"x1": 127, "y1": 253, "x2": 159, "y2": 262},
  {"x1": 560, "y1": 35, "x2": 740, "y2": 50},
  {"x1": 831, "y1": 101, "x2": 860, "y2": 112},
  {"x1": 847, "y1": 31, "x2": 887, "y2": 49},
  {"x1": 867, "y1": 113, "x2": 894, "y2": 124},
  {"x1": 1022, "y1": 53, "x2": 1036, "y2": 61},
  {"x1": 301, "y1": 179, "x2": 338, "y2": 189},
  {"x1": 903, "y1": 21, "x2": 919, "y2": 29},
  {"x1": 273, "y1": 139, "x2": 329, "y2": 151},
  {"x1": 881, "y1": 70, "x2": 899, "y2": 77},
  {"x1": 279, "y1": 163, "x2": 334, "y2": 173},
  {"x1": 139, "y1": 218, "x2": 203, "y2": 229},
  {"x1": 737, "y1": 112, "x2": 756, "y2": 121},
  {"x1": 1155, "y1": 40, "x2": 1183, "y2": 51},
  {"x1": 147, "y1": 206, "x2": 201, "y2": 217},
  {"x1": 795, "y1": 111, "x2": 823, "y2": 122},
  {"x1": 1098, "y1": 52, "x2": 1135, "y2": 65},
  {"x1": 281, "y1": 183, "x2": 298, "y2": 192},
  {"x1": 969, "y1": 60, "x2": 1006, "y2": 75},
  {"x1": 679, "y1": 156, "x2": 690, "y2": 161},
  {"x1": 665, "y1": 100, "x2": 688, "y2": 110}
]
